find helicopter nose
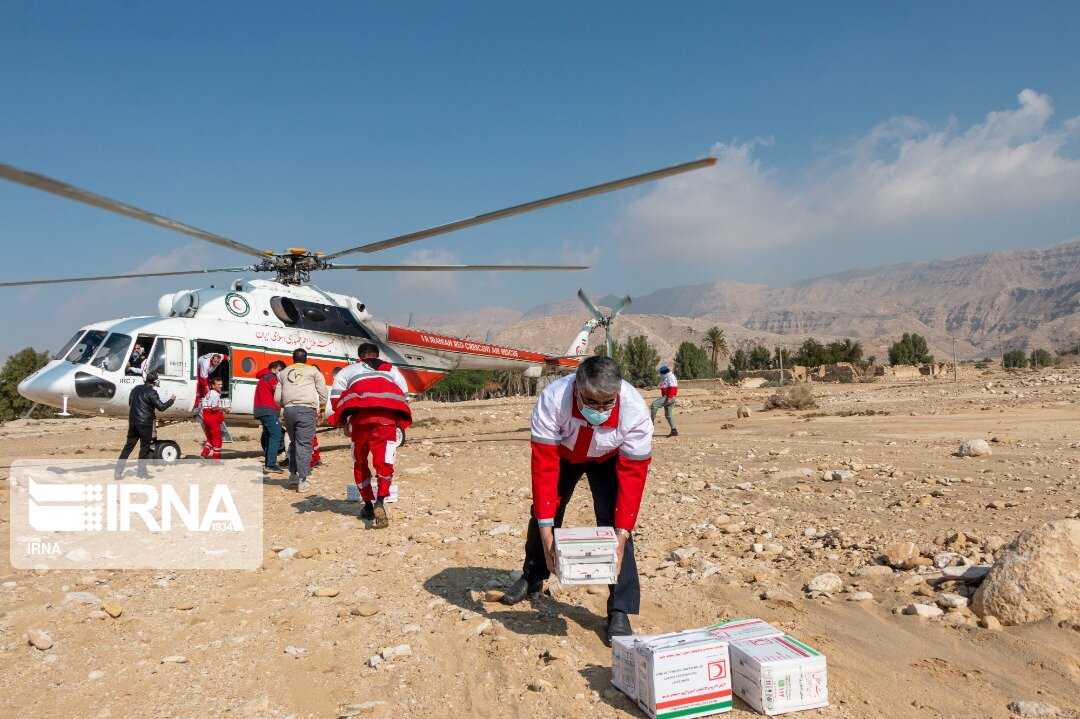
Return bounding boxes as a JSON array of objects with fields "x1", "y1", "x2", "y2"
[{"x1": 17, "y1": 361, "x2": 76, "y2": 407}]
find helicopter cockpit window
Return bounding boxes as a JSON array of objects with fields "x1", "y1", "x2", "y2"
[
  {"x1": 90, "y1": 333, "x2": 132, "y2": 373},
  {"x1": 270, "y1": 296, "x2": 376, "y2": 340},
  {"x1": 56, "y1": 331, "x2": 85, "y2": 360},
  {"x1": 65, "y1": 330, "x2": 107, "y2": 364}
]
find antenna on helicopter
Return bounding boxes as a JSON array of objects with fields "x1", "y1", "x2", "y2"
[{"x1": 577, "y1": 289, "x2": 631, "y2": 358}]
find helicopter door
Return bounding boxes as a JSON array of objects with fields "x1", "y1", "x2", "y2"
[{"x1": 146, "y1": 337, "x2": 194, "y2": 412}]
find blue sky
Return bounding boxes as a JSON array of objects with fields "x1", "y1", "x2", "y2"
[{"x1": 2, "y1": 2, "x2": 1079, "y2": 359}]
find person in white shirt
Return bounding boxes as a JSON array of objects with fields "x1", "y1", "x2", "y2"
[{"x1": 650, "y1": 365, "x2": 679, "y2": 437}]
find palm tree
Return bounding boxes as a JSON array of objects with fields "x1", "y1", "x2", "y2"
[{"x1": 703, "y1": 326, "x2": 728, "y2": 377}]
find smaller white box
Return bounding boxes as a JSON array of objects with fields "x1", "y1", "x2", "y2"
[
  {"x1": 707, "y1": 618, "x2": 784, "y2": 643},
  {"x1": 554, "y1": 527, "x2": 619, "y2": 585},
  {"x1": 345, "y1": 483, "x2": 399, "y2": 503},
  {"x1": 634, "y1": 631, "x2": 733, "y2": 719},
  {"x1": 729, "y1": 635, "x2": 828, "y2": 715}
]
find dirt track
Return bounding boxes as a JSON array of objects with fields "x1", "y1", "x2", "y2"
[{"x1": 1, "y1": 366, "x2": 1078, "y2": 719}]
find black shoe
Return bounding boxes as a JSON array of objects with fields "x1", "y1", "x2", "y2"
[
  {"x1": 360, "y1": 501, "x2": 375, "y2": 520},
  {"x1": 606, "y1": 610, "x2": 633, "y2": 645},
  {"x1": 669, "y1": 429, "x2": 679, "y2": 437},
  {"x1": 502, "y1": 576, "x2": 544, "y2": 605}
]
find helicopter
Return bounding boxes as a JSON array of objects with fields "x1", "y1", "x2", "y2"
[{"x1": 0, "y1": 157, "x2": 715, "y2": 461}]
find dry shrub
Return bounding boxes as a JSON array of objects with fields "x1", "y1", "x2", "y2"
[{"x1": 763, "y1": 383, "x2": 817, "y2": 410}]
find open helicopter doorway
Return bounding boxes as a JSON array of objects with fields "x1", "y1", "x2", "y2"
[{"x1": 195, "y1": 340, "x2": 233, "y2": 401}]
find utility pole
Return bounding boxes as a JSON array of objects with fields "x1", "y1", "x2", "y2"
[
  {"x1": 952, "y1": 337, "x2": 957, "y2": 383},
  {"x1": 778, "y1": 345, "x2": 784, "y2": 383}
]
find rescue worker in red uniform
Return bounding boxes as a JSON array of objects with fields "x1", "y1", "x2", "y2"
[
  {"x1": 502, "y1": 356, "x2": 653, "y2": 645},
  {"x1": 329, "y1": 342, "x2": 411, "y2": 529},
  {"x1": 200, "y1": 376, "x2": 226, "y2": 461}
]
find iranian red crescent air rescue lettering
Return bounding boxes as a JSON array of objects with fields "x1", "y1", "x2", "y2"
[{"x1": 387, "y1": 326, "x2": 549, "y2": 363}]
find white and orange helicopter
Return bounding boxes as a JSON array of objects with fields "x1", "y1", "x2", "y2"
[{"x1": 0, "y1": 157, "x2": 713, "y2": 460}]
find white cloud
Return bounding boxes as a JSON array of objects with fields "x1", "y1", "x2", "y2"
[
  {"x1": 392, "y1": 248, "x2": 462, "y2": 297},
  {"x1": 59, "y1": 242, "x2": 219, "y2": 317},
  {"x1": 619, "y1": 89, "x2": 1080, "y2": 264},
  {"x1": 561, "y1": 241, "x2": 601, "y2": 267}
]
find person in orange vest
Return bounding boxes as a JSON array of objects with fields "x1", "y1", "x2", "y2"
[
  {"x1": 329, "y1": 342, "x2": 411, "y2": 529},
  {"x1": 200, "y1": 376, "x2": 227, "y2": 461}
]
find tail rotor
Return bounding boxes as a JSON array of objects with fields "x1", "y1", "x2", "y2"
[{"x1": 577, "y1": 288, "x2": 631, "y2": 358}]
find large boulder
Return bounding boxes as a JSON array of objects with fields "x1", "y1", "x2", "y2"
[
  {"x1": 972, "y1": 519, "x2": 1080, "y2": 625},
  {"x1": 958, "y1": 439, "x2": 992, "y2": 457}
]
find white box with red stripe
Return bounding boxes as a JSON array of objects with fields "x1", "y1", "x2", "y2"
[
  {"x1": 633, "y1": 631, "x2": 733, "y2": 719},
  {"x1": 554, "y1": 526, "x2": 619, "y2": 585},
  {"x1": 729, "y1": 634, "x2": 828, "y2": 715},
  {"x1": 612, "y1": 629, "x2": 714, "y2": 702},
  {"x1": 706, "y1": 618, "x2": 784, "y2": 643}
]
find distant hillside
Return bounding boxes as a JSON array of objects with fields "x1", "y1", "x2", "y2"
[
  {"x1": 416, "y1": 240, "x2": 1079, "y2": 363},
  {"x1": 506, "y1": 239, "x2": 1080, "y2": 359}
]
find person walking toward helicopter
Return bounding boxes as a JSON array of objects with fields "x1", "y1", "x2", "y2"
[
  {"x1": 275, "y1": 348, "x2": 328, "y2": 492},
  {"x1": 329, "y1": 342, "x2": 411, "y2": 528},
  {"x1": 115, "y1": 371, "x2": 175, "y2": 479}
]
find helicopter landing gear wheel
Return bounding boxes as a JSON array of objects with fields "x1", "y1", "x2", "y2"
[
  {"x1": 153, "y1": 440, "x2": 181, "y2": 465},
  {"x1": 395, "y1": 427, "x2": 406, "y2": 447}
]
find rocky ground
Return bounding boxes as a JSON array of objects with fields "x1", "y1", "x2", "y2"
[{"x1": 1, "y1": 366, "x2": 1078, "y2": 719}]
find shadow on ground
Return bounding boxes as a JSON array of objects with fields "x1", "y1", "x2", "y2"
[{"x1": 424, "y1": 566, "x2": 609, "y2": 643}]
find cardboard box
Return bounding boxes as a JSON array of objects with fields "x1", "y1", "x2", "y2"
[
  {"x1": 612, "y1": 633, "x2": 653, "y2": 700},
  {"x1": 729, "y1": 635, "x2": 828, "y2": 715},
  {"x1": 554, "y1": 526, "x2": 619, "y2": 585},
  {"x1": 634, "y1": 631, "x2": 733, "y2": 719},
  {"x1": 707, "y1": 618, "x2": 784, "y2": 643},
  {"x1": 612, "y1": 629, "x2": 710, "y2": 701}
]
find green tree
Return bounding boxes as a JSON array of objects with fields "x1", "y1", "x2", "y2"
[
  {"x1": 748, "y1": 344, "x2": 772, "y2": 370},
  {"x1": 825, "y1": 338, "x2": 864, "y2": 364},
  {"x1": 888, "y1": 333, "x2": 934, "y2": 366},
  {"x1": 728, "y1": 348, "x2": 749, "y2": 374},
  {"x1": 0, "y1": 347, "x2": 51, "y2": 421},
  {"x1": 794, "y1": 338, "x2": 830, "y2": 368},
  {"x1": 424, "y1": 369, "x2": 492, "y2": 400},
  {"x1": 1003, "y1": 349, "x2": 1028, "y2": 369},
  {"x1": 1029, "y1": 349, "x2": 1052, "y2": 367},
  {"x1": 619, "y1": 335, "x2": 662, "y2": 387},
  {"x1": 673, "y1": 341, "x2": 711, "y2": 380},
  {"x1": 702, "y1": 326, "x2": 728, "y2": 377}
]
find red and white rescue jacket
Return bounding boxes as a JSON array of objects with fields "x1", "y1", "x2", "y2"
[
  {"x1": 200, "y1": 388, "x2": 225, "y2": 418},
  {"x1": 328, "y1": 358, "x2": 412, "y2": 428},
  {"x1": 530, "y1": 374, "x2": 652, "y2": 531},
  {"x1": 661, "y1": 371, "x2": 678, "y2": 399}
]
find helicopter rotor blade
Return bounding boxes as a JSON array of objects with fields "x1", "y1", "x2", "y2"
[
  {"x1": 0, "y1": 266, "x2": 257, "y2": 288},
  {"x1": 610, "y1": 295, "x2": 632, "y2": 319},
  {"x1": 0, "y1": 162, "x2": 271, "y2": 260},
  {"x1": 324, "y1": 157, "x2": 718, "y2": 259},
  {"x1": 577, "y1": 288, "x2": 606, "y2": 322},
  {"x1": 605, "y1": 331, "x2": 614, "y2": 359},
  {"x1": 328, "y1": 264, "x2": 587, "y2": 271}
]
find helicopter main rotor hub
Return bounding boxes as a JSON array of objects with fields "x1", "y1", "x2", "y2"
[{"x1": 254, "y1": 249, "x2": 329, "y2": 285}]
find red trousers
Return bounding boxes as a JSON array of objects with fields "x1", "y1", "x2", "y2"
[
  {"x1": 350, "y1": 420, "x2": 396, "y2": 502},
  {"x1": 311, "y1": 435, "x2": 321, "y2": 467},
  {"x1": 201, "y1": 408, "x2": 224, "y2": 460}
]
